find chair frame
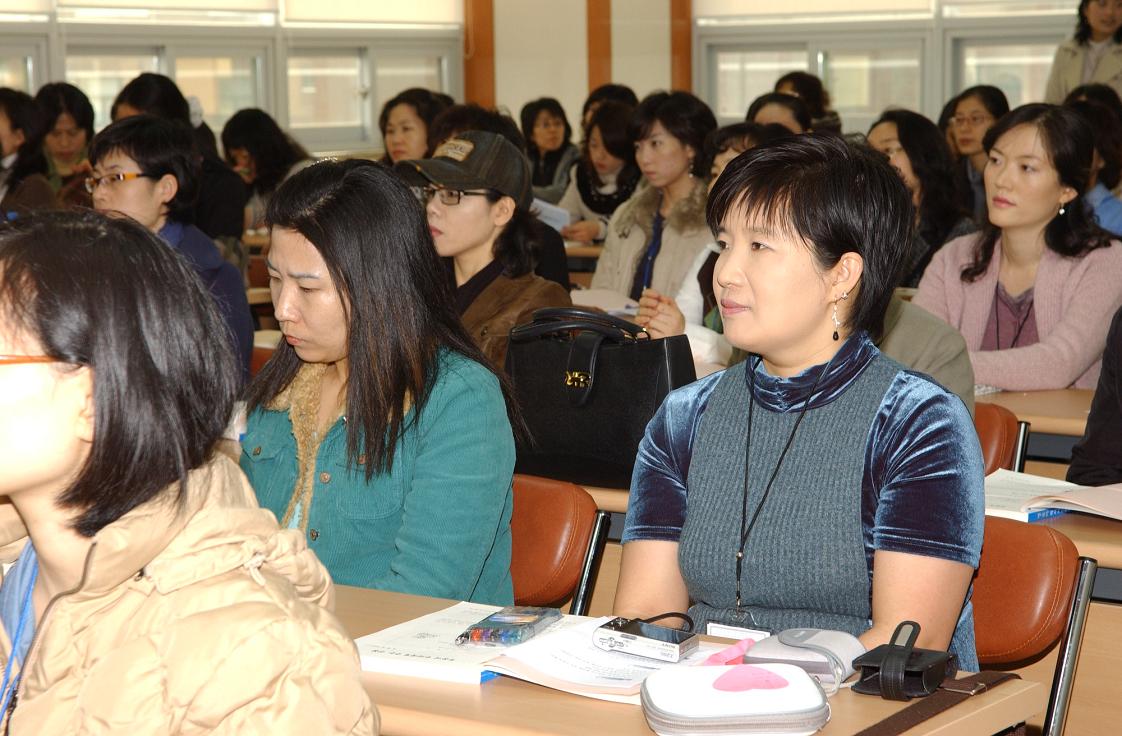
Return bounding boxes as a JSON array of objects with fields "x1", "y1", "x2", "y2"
[
  {"x1": 1043, "y1": 556, "x2": 1097, "y2": 736},
  {"x1": 569, "y1": 510, "x2": 610, "y2": 615}
]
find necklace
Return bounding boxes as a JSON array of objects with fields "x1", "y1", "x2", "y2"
[
  {"x1": 734, "y1": 351, "x2": 836, "y2": 609},
  {"x1": 993, "y1": 283, "x2": 1034, "y2": 349}
]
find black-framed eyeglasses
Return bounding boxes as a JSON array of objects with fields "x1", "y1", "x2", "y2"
[
  {"x1": 84, "y1": 172, "x2": 157, "y2": 194},
  {"x1": 421, "y1": 186, "x2": 493, "y2": 206}
]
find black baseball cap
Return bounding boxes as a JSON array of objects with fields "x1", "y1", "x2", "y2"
[{"x1": 395, "y1": 130, "x2": 533, "y2": 209}]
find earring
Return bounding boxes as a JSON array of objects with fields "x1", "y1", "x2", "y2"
[
  {"x1": 832, "y1": 302, "x2": 841, "y2": 341},
  {"x1": 1059, "y1": 205, "x2": 1067, "y2": 216}
]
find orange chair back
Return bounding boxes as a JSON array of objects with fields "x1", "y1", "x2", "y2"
[
  {"x1": 247, "y1": 255, "x2": 269, "y2": 288},
  {"x1": 250, "y1": 346, "x2": 274, "y2": 378},
  {"x1": 510, "y1": 474, "x2": 598, "y2": 607},
  {"x1": 973, "y1": 516, "x2": 1079, "y2": 665},
  {"x1": 973, "y1": 402, "x2": 1021, "y2": 475}
]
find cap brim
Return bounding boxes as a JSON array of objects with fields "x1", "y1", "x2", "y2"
[{"x1": 394, "y1": 158, "x2": 489, "y2": 192}]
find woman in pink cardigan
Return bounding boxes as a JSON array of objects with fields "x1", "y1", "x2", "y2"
[{"x1": 915, "y1": 103, "x2": 1122, "y2": 390}]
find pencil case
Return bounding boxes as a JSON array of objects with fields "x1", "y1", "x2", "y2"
[{"x1": 641, "y1": 663, "x2": 830, "y2": 735}]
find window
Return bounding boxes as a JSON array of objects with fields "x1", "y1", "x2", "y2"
[
  {"x1": 956, "y1": 39, "x2": 1063, "y2": 107},
  {"x1": 821, "y1": 45, "x2": 922, "y2": 132},
  {"x1": 712, "y1": 47, "x2": 808, "y2": 122},
  {"x1": 0, "y1": 39, "x2": 45, "y2": 93},
  {"x1": 175, "y1": 53, "x2": 263, "y2": 133},
  {"x1": 0, "y1": 56, "x2": 32, "y2": 93},
  {"x1": 66, "y1": 50, "x2": 160, "y2": 129},
  {"x1": 287, "y1": 49, "x2": 367, "y2": 144}
]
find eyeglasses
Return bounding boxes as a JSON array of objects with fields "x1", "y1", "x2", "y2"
[
  {"x1": 951, "y1": 114, "x2": 994, "y2": 129},
  {"x1": 0, "y1": 356, "x2": 57, "y2": 366},
  {"x1": 84, "y1": 171, "x2": 156, "y2": 194},
  {"x1": 421, "y1": 186, "x2": 493, "y2": 206}
]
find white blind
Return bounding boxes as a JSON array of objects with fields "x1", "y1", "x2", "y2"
[
  {"x1": 695, "y1": 0, "x2": 932, "y2": 17},
  {"x1": 282, "y1": 0, "x2": 462, "y2": 24},
  {"x1": 57, "y1": 0, "x2": 275, "y2": 8},
  {"x1": 1, "y1": 0, "x2": 51, "y2": 11}
]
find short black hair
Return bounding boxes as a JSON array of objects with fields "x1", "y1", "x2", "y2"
[
  {"x1": 34, "y1": 82, "x2": 95, "y2": 143},
  {"x1": 963, "y1": 103, "x2": 1113, "y2": 281},
  {"x1": 0, "y1": 88, "x2": 48, "y2": 190},
  {"x1": 1076, "y1": 0, "x2": 1122, "y2": 44},
  {"x1": 112, "y1": 72, "x2": 191, "y2": 124},
  {"x1": 378, "y1": 88, "x2": 453, "y2": 154},
  {"x1": 955, "y1": 85, "x2": 1010, "y2": 121},
  {"x1": 1066, "y1": 99, "x2": 1122, "y2": 189},
  {"x1": 428, "y1": 103, "x2": 526, "y2": 156},
  {"x1": 520, "y1": 97, "x2": 574, "y2": 157},
  {"x1": 1064, "y1": 83, "x2": 1122, "y2": 122},
  {"x1": 0, "y1": 210, "x2": 239, "y2": 537},
  {"x1": 582, "y1": 84, "x2": 639, "y2": 120},
  {"x1": 631, "y1": 91, "x2": 718, "y2": 177},
  {"x1": 775, "y1": 71, "x2": 830, "y2": 118},
  {"x1": 586, "y1": 100, "x2": 636, "y2": 163},
  {"x1": 89, "y1": 115, "x2": 200, "y2": 225},
  {"x1": 746, "y1": 92, "x2": 812, "y2": 133},
  {"x1": 707, "y1": 134, "x2": 912, "y2": 341},
  {"x1": 220, "y1": 108, "x2": 309, "y2": 197}
]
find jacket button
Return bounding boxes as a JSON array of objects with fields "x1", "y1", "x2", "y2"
[
  {"x1": 480, "y1": 326, "x2": 489, "y2": 336},
  {"x1": 319, "y1": 471, "x2": 331, "y2": 484},
  {"x1": 309, "y1": 529, "x2": 320, "y2": 541},
  {"x1": 252, "y1": 446, "x2": 262, "y2": 456},
  {"x1": 358, "y1": 454, "x2": 367, "y2": 465}
]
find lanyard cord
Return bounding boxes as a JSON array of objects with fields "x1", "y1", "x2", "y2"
[
  {"x1": 735, "y1": 352, "x2": 835, "y2": 610},
  {"x1": 0, "y1": 564, "x2": 38, "y2": 717},
  {"x1": 993, "y1": 285, "x2": 1034, "y2": 350}
]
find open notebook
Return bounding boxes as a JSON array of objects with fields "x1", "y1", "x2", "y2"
[{"x1": 984, "y1": 469, "x2": 1122, "y2": 523}]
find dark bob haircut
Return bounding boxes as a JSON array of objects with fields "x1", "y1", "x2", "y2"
[
  {"x1": 0, "y1": 210, "x2": 238, "y2": 537},
  {"x1": 112, "y1": 72, "x2": 190, "y2": 124},
  {"x1": 701, "y1": 122, "x2": 791, "y2": 176},
  {"x1": 963, "y1": 103, "x2": 1112, "y2": 281},
  {"x1": 248, "y1": 160, "x2": 515, "y2": 476},
  {"x1": 0, "y1": 88, "x2": 48, "y2": 190},
  {"x1": 955, "y1": 85, "x2": 1010, "y2": 121},
  {"x1": 632, "y1": 91, "x2": 718, "y2": 177},
  {"x1": 746, "y1": 92, "x2": 812, "y2": 133},
  {"x1": 1076, "y1": 0, "x2": 1122, "y2": 44},
  {"x1": 707, "y1": 134, "x2": 913, "y2": 341},
  {"x1": 89, "y1": 115, "x2": 200, "y2": 225},
  {"x1": 1064, "y1": 82, "x2": 1122, "y2": 123},
  {"x1": 775, "y1": 71, "x2": 830, "y2": 118},
  {"x1": 428, "y1": 103, "x2": 526, "y2": 156},
  {"x1": 220, "y1": 108, "x2": 309, "y2": 197},
  {"x1": 1066, "y1": 99, "x2": 1122, "y2": 189},
  {"x1": 377, "y1": 88, "x2": 452, "y2": 161},
  {"x1": 868, "y1": 109, "x2": 965, "y2": 252},
  {"x1": 34, "y1": 82, "x2": 95, "y2": 143},
  {"x1": 586, "y1": 100, "x2": 636, "y2": 164},
  {"x1": 581, "y1": 84, "x2": 639, "y2": 121}
]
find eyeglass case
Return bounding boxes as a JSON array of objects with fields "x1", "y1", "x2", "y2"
[{"x1": 640, "y1": 663, "x2": 830, "y2": 735}]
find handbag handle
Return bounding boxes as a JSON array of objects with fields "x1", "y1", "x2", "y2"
[{"x1": 509, "y1": 307, "x2": 648, "y2": 343}]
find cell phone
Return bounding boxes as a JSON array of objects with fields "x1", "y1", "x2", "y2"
[
  {"x1": 592, "y1": 617, "x2": 700, "y2": 662},
  {"x1": 454, "y1": 606, "x2": 562, "y2": 646}
]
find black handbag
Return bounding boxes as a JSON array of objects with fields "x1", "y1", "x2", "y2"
[{"x1": 506, "y1": 307, "x2": 696, "y2": 488}]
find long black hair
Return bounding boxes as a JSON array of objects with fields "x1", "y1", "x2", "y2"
[
  {"x1": 220, "y1": 108, "x2": 309, "y2": 198},
  {"x1": 0, "y1": 88, "x2": 49, "y2": 191},
  {"x1": 34, "y1": 82, "x2": 95, "y2": 145},
  {"x1": 247, "y1": 160, "x2": 520, "y2": 476},
  {"x1": 1075, "y1": 0, "x2": 1122, "y2": 44},
  {"x1": 0, "y1": 210, "x2": 239, "y2": 537},
  {"x1": 520, "y1": 97, "x2": 574, "y2": 186},
  {"x1": 1066, "y1": 99, "x2": 1122, "y2": 189},
  {"x1": 869, "y1": 109, "x2": 967, "y2": 249},
  {"x1": 962, "y1": 103, "x2": 1113, "y2": 282}
]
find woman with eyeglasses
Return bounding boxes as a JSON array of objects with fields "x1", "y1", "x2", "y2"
[
  {"x1": 1046, "y1": 0, "x2": 1122, "y2": 104},
  {"x1": 242, "y1": 158, "x2": 519, "y2": 604},
  {"x1": 0, "y1": 210, "x2": 376, "y2": 734},
  {"x1": 915, "y1": 104, "x2": 1122, "y2": 391},
  {"x1": 397, "y1": 130, "x2": 571, "y2": 369},
  {"x1": 0, "y1": 88, "x2": 56, "y2": 218},
  {"x1": 950, "y1": 86, "x2": 1010, "y2": 223},
  {"x1": 87, "y1": 115, "x2": 253, "y2": 378}
]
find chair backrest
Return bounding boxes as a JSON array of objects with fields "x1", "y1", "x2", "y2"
[
  {"x1": 973, "y1": 516, "x2": 1078, "y2": 664},
  {"x1": 247, "y1": 255, "x2": 269, "y2": 288},
  {"x1": 974, "y1": 402, "x2": 1030, "y2": 474},
  {"x1": 510, "y1": 474, "x2": 598, "y2": 607},
  {"x1": 250, "y1": 347, "x2": 274, "y2": 377}
]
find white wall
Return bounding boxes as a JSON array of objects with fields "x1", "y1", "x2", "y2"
[
  {"x1": 493, "y1": 0, "x2": 587, "y2": 134},
  {"x1": 693, "y1": 0, "x2": 930, "y2": 16},
  {"x1": 611, "y1": 0, "x2": 671, "y2": 97}
]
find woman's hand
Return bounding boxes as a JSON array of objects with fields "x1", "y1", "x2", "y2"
[
  {"x1": 560, "y1": 220, "x2": 601, "y2": 242},
  {"x1": 636, "y1": 288, "x2": 686, "y2": 339}
]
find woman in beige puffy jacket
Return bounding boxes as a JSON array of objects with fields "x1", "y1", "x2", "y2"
[{"x1": 0, "y1": 210, "x2": 377, "y2": 734}]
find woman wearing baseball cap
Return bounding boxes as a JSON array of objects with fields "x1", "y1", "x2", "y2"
[{"x1": 397, "y1": 130, "x2": 571, "y2": 369}]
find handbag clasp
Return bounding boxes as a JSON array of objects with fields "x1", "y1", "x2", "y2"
[{"x1": 565, "y1": 370, "x2": 591, "y2": 388}]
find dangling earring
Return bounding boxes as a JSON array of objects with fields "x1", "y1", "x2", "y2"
[
  {"x1": 688, "y1": 159, "x2": 696, "y2": 179},
  {"x1": 1059, "y1": 205, "x2": 1067, "y2": 216},
  {"x1": 832, "y1": 291, "x2": 848, "y2": 342}
]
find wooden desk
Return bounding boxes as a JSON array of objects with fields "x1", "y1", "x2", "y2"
[
  {"x1": 983, "y1": 389, "x2": 1093, "y2": 437},
  {"x1": 334, "y1": 587, "x2": 1043, "y2": 736},
  {"x1": 565, "y1": 243, "x2": 603, "y2": 259},
  {"x1": 246, "y1": 287, "x2": 271, "y2": 306},
  {"x1": 242, "y1": 231, "x2": 269, "y2": 250}
]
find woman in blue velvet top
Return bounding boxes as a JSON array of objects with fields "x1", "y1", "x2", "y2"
[{"x1": 613, "y1": 135, "x2": 986, "y2": 669}]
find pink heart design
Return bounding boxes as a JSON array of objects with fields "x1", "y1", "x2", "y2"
[{"x1": 712, "y1": 665, "x2": 790, "y2": 692}]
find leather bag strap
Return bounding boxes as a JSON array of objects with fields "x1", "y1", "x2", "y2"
[
  {"x1": 509, "y1": 307, "x2": 646, "y2": 343},
  {"x1": 565, "y1": 331, "x2": 606, "y2": 407},
  {"x1": 853, "y1": 671, "x2": 1023, "y2": 736}
]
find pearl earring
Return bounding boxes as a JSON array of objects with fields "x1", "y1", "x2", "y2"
[{"x1": 1059, "y1": 205, "x2": 1066, "y2": 216}]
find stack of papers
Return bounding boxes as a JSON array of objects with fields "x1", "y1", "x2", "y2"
[{"x1": 984, "y1": 469, "x2": 1122, "y2": 522}]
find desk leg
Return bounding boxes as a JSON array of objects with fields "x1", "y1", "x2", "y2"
[{"x1": 570, "y1": 510, "x2": 611, "y2": 616}]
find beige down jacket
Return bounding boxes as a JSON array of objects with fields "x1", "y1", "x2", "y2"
[
  {"x1": 0, "y1": 455, "x2": 377, "y2": 735},
  {"x1": 590, "y1": 179, "x2": 712, "y2": 299}
]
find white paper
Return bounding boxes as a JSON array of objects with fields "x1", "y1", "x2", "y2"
[
  {"x1": 354, "y1": 602, "x2": 502, "y2": 684},
  {"x1": 569, "y1": 288, "x2": 639, "y2": 317},
  {"x1": 532, "y1": 198, "x2": 575, "y2": 232},
  {"x1": 704, "y1": 622, "x2": 771, "y2": 641}
]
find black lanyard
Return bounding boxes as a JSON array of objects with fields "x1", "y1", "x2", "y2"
[
  {"x1": 993, "y1": 284, "x2": 1034, "y2": 349},
  {"x1": 735, "y1": 352, "x2": 836, "y2": 609}
]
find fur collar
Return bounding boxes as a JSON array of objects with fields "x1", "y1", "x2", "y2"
[{"x1": 613, "y1": 179, "x2": 709, "y2": 238}]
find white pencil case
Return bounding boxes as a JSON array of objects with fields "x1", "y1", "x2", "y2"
[{"x1": 641, "y1": 663, "x2": 830, "y2": 735}]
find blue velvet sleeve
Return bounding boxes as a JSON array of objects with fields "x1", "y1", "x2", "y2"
[
  {"x1": 622, "y1": 372, "x2": 723, "y2": 543},
  {"x1": 864, "y1": 371, "x2": 985, "y2": 568}
]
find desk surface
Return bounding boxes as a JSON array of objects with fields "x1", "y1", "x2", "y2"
[
  {"x1": 334, "y1": 587, "x2": 1044, "y2": 736},
  {"x1": 565, "y1": 243, "x2": 603, "y2": 259},
  {"x1": 982, "y1": 389, "x2": 1093, "y2": 437}
]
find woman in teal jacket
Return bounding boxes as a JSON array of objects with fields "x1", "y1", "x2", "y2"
[{"x1": 240, "y1": 159, "x2": 516, "y2": 605}]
